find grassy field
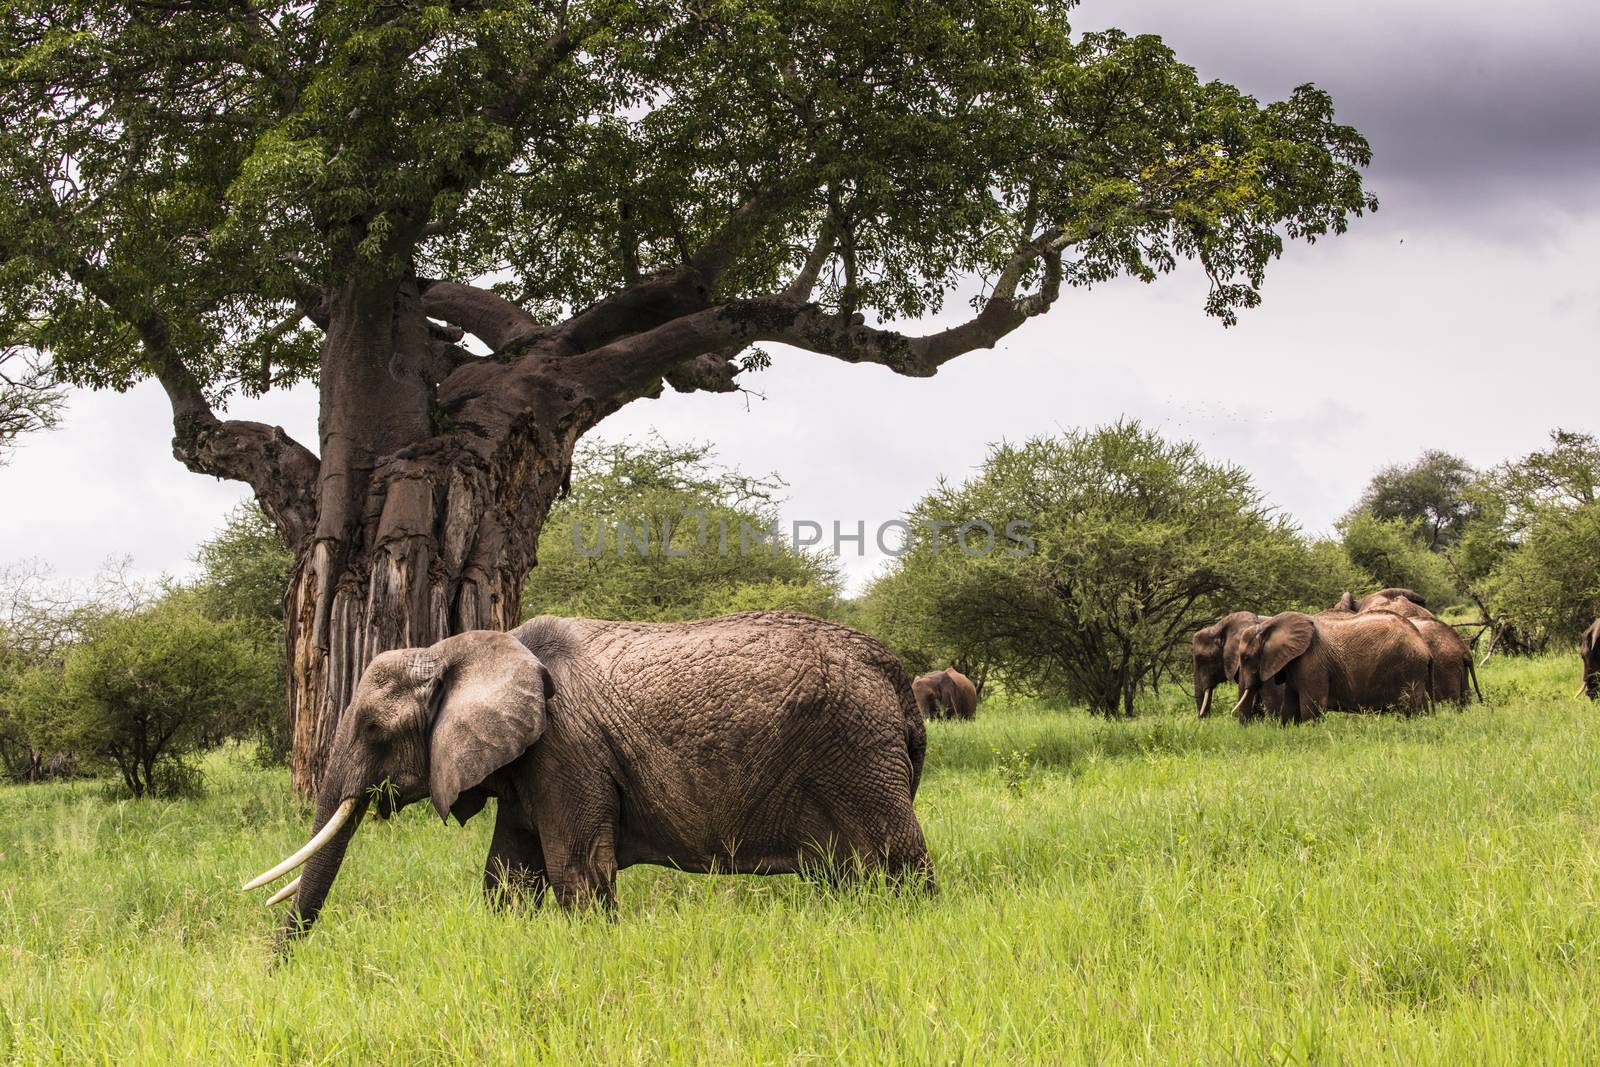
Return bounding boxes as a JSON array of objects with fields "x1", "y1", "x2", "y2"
[{"x1": 4, "y1": 653, "x2": 1599, "y2": 1064}]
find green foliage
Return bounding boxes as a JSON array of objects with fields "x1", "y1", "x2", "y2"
[
  {"x1": 1443, "y1": 431, "x2": 1600, "y2": 649},
  {"x1": 0, "y1": 346, "x2": 64, "y2": 464},
  {"x1": 0, "y1": 562, "x2": 143, "y2": 781},
  {"x1": 523, "y1": 438, "x2": 841, "y2": 623},
  {"x1": 192, "y1": 504, "x2": 293, "y2": 628},
  {"x1": 1347, "y1": 449, "x2": 1479, "y2": 549},
  {"x1": 192, "y1": 504, "x2": 295, "y2": 762},
  {"x1": 16, "y1": 597, "x2": 277, "y2": 797},
  {"x1": 862, "y1": 421, "x2": 1348, "y2": 716},
  {"x1": 3, "y1": 654, "x2": 1598, "y2": 1062},
  {"x1": 1476, "y1": 505, "x2": 1600, "y2": 647},
  {"x1": 2, "y1": 0, "x2": 1373, "y2": 401},
  {"x1": 1336, "y1": 513, "x2": 1461, "y2": 610}
]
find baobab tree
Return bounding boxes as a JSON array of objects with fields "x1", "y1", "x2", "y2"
[{"x1": 0, "y1": 0, "x2": 1375, "y2": 793}]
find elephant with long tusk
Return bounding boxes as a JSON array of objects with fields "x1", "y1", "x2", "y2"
[
  {"x1": 243, "y1": 612, "x2": 934, "y2": 941},
  {"x1": 1191, "y1": 612, "x2": 1282, "y2": 723}
]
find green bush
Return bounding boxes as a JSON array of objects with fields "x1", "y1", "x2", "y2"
[
  {"x1": 17, "y1": 598, "x2": 277, "y2": 797},
  {"x1": 1336, "y1": 513, "x2": 1461, "y2": 610},
  {"x1": 191, "y1": 505, "x2": 294, "y2": 762},
  {"x1": 524, "y1": 438, "x2": 842, "y2": 623}
]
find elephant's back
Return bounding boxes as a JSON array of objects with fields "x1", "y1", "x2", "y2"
[
  {"x1": 516, "y1": 612, "x2": 922, "y2": 841},
  {"x1": 515, "y1": 611, "x2": 916, "y2": 744},
  {"x1": 1324, "y1": 611, "x2": 1432, "y2": 704},
  {"x1": 1414, "y1": 619, "x2": 1470, "y2": 661}
]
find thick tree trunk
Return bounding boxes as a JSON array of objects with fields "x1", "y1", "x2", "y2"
[
  {"x1": 282, "y1": 278, "x2": 577, "y2": 796},
  {"x1": 283, "y1": 462, "x2": 564, "y2": 794}
]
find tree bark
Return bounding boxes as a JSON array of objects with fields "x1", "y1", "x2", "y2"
[{"x1": 282, "y1": 277, "x2": 581, "y2": 795}]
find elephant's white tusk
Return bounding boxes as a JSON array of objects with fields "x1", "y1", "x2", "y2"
[
  {"x1": 1231, "y1": 689, "x2": 1251, "y2": 717},
  {"x1": 1198, "y1": 689, "x2": 1212, "y2": 717},
  {"x1": 264, "y1": 875, "x2": 301, "y2": 907},
  {"x1": 1579, "y1": 682, "x2": 1592, "y2": 700},
  {"x1": 241, "y1": 797, "x2": 357, "y2": 892}
]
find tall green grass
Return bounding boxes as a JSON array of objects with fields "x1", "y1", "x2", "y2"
[{"x1": 3, "y1": 653, "x2": 1598, "y2": 1064}]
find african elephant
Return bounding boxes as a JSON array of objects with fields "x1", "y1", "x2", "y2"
[
  {"x1": 912, "y1": 668, "x2": 978, "y2": 720},
  {"x1": 1580, "y1": 619, "x2": 1600, "y2": 701},
  {"x1": 243, "y1": 612, "x2": 934, "y2": 939},
  {"x1": 1411, "y1": 618, "x2": 1481, "y2": 705},
  {"x1": 1333, "y1": 588, "x2": 1436, "y2": 620},
  {"x1": 1191, "y1": 612, "x2": 1283, "y2": 721},
  {"x1": 1236, "y1": 610, "x2": 1434, "y2": 723}
]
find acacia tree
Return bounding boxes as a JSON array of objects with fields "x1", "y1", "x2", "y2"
[
  {"x1": 0, "y1": 0, "x2": 1373, "y2": 792},
  {"x1": 864, "y1": 423, "x2": 1359, "y2": 717}
]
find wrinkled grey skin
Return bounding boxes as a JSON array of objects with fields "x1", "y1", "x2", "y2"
[
  {"x1": 1331, "y1": 591, "x2": 1478, "y2": 704},
  {"x1": 279, "y1": 612, "x2": 932, "y2": 940},
  {"x1": 1410, "y1": 618, "x2": 1481, "y2": 705},
  {"x1": 1582, "y1": 619, "x2": 1600, "y2": 701},
  {"x1": 912, "y1": 668, "x2": 977, "y2": 720},
  {"x1": 1237, "y1": 610, "x2": 1434, "y2": 724},
  {"x1": 1333, "y1": 588, "x2": 1435, "y2": 620},
  {"x1": 1191, "y1": 611, "x2": 1282, "y2": 722}
]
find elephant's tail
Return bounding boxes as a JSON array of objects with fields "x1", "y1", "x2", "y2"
[
  {"x1": 1466, "y1": 653, "x2": 1484, "y2": 703},
  {"x1": 889, "y1": 668, "x2": 927, "y2": 800}
]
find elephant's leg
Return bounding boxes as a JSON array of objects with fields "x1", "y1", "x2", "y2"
[
  {"x1": 483, "y1": 803, "x2": 547, "y2": 910},
  {"x1": 811, "y1": 768, "x2": 934, "y2": 893},
  {"x1": 1276, "y1": 684, "x2": 1298, "y2": 725},
  {"x1": 537, "y1": 793, "x2": 620, "y2": 913},
  {"x1": 1293, "y1": 676, "x2": 1325, "y2": 723},
  {"x1": 942, "y1": 681, "x2": 967, "y2": 721},
  {"x1": 881, "y1": 799, "x2": 936, "y2": 894}
]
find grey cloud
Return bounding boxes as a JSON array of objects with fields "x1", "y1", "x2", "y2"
[{"x1": 1079, "y1": 0, "x2": 1600, "y2": 226}]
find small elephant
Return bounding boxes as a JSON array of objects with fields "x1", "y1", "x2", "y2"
[
  {"x1": 1191, "y1": 612, "x2": 1283, "y2": 721},
  {"x1": 1333, "y1": 588, "x2": 1436, "y2": 621},
  {"x1": 1580, "y1": 619, "x2": 1600, "y2": 701},
  {"x1": 244, "y1": 612, "x2": 934, "y2": 939},
  {"x1": 912, "y1": 668, "x2": 978, "y2": 720},
  {"x1": 1411, "y1": 618, "x2": 1481, "y2": 705},
  {"x1": 1237, "y1": 610, "x2": 1433, "y2": 723}
]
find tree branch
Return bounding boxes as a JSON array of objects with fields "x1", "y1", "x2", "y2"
[
  {"x1": 418, "y1": 279, "x2": 547, "y2": 354},
  {"x1": 552, "y1": 184, "x2": 801, "y2": 353},
  {"x1": 151, "y1": 341, "x2": 320, "y2": 547},
  {"x1": 59, "y1": 255, "x2": 323, "y2": 547}
]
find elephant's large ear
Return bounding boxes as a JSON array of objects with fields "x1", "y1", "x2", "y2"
[
  {"x1": 1259, "y1": 613, "x2": 1315, "y2": 682},
  {"x1": 425, "y1": 631, "x2": 554, "y2": 823}
]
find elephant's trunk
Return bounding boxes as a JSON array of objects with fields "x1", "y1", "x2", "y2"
[{"x1": 277, "y1": 792, "x2": 368, "y2": 942}]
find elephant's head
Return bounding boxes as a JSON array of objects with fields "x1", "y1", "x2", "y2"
[
  {"x1": 243, "y1": 631, "x2": 554, "y2": 938},
  {"x1": 1191, "y1": 612, "x2": 1257, "y2": 718},
  {"x1": 1237, "y1": 612, "x2": 1315, "y2": 708}
]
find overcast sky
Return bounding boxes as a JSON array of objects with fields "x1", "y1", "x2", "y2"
[{"x1": 2, "y1": 0, "x2": 1596, "y2": 593}]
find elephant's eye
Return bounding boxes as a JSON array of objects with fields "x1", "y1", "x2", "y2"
[{"x1": 364, "y1": 719, "x2": 383, "y2": 740}]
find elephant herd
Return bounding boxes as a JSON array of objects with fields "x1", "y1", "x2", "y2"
[{"x1": 1193, "y1": 587, "x2": 1484, "y2": 724}]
